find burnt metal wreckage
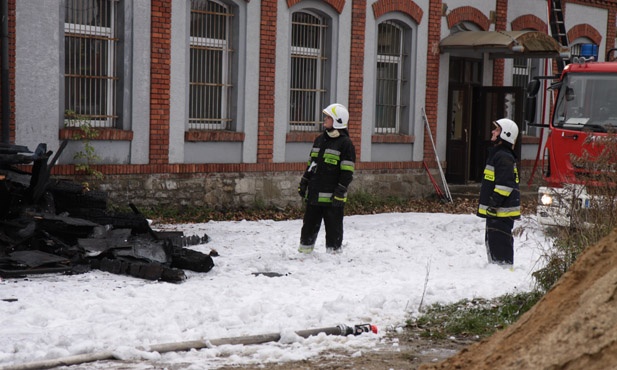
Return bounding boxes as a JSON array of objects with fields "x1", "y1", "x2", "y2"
[{"x1": 0, "y1": 142, "x2": 214, "y2": 283}]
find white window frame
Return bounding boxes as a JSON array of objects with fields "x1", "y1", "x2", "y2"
[
  {"x1": 289, "y1": 10, "x2": 328, "y2": 132},
  {"x1": 189, "y1": 0, "x2": 234, "y2": 130},
  {"x1": 375, "y1": 21, "x2": 405, "y2": 134},
  {"x1": 64, "y1": 0, "x2": 117, "y2": 128}
]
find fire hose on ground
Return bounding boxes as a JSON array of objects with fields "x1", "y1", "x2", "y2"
[{"x1": 0, "y1": 323, "x2": 378, "y2": 370}]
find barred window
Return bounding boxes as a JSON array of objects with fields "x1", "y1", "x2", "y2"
[
  {"x1": 512, "y1": 57, "x2": 529, "y2": 88},
  {"x1": 64, "y1": 0, "x2": 119, "y2": 128},
  {"x1": 289, "y1": 11, "x2": 328, "y2": 132},
  {"x1": 190, "y1": 0, "x2": 234, "y2": 130},
  {"x1": 513, "y1": 56, "x2": 543, "y2": 136},
  {"x1": 375, "y1": 21, "x2": 407, "y2": 134}
]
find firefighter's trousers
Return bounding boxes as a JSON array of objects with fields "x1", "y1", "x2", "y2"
[
  {"x1": 300, "y1": 204, "x2": 344, "y2": 250},
  {"x1": 485, "y1": 217, "x2": 514, "y2": 265}
]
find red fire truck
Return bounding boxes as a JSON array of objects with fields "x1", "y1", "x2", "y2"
[
  {"x1": 529, "y1": 55, "x2": 617, "y2": 227},
  {"x1": 528, "y1": 0, "x2": 617, "y2": 227}
]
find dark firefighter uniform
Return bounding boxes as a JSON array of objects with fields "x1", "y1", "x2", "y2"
[
  {"x1": 477, "y1": 145, "x2": 521, "y2": 264},
  {"x1": 299, "y1": 129, "x2": 355, "y2": 252}
]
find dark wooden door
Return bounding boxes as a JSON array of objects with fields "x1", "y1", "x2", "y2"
[
  {"x1": 446, "y1": 84, "x2": 472, "y2": 184},
  {"x1": 471, "y1": 86, "x2": 524, "y2": 182}
]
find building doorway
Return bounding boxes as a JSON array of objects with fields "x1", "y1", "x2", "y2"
[
  {"x1": 446, "y1": 57, "x2": 523, "y2": 184},
  {"x1": 471, "y1": 87, "x2": 523, "y2": 183}
]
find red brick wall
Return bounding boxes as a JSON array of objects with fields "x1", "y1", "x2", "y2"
[
  {"x1": 511, "y1": 14, "x2": 548, "y2": 32},
  {"x1": 493, "y1": 0, "x2": 508, "y2": 87},
  {"x1": 13, "y1": 0, "x2": 617, "y2": 184},
  {"x1": 371, "y1": 0, "x2": 423, "y2": 23},
  {"x1": 150, "y1": 0, "x2": 171, "y2": 164},
  {"x1": 446, "y1": 6, "x2": 490, "y2": 31},
  {"x1": 51, "y1": 162, "x2": 308, "y2": 177},
  {"x1": 567, "y1": 0, "x2": 617, "y2": 59},
  {"x1": 348, "y1": 0, "x2": 366, "y2": 159},
  {"x1": 287, "y1": 0, "x2": 345, "y2": 13},
  {"x1": 423, "y1": 0, "x2": 442, "y2": 167},
  {"x1": 48, "y1": 161, "x2": 424, "y2": 177},
  {"x1": 0, "y1": 0, "x2": 15, "y2": 144},
  {"x1": 257, "y1": 0, "x2": 277, "y2": 163},
  {"x1": 568, "y1": 23, "x2": 603, "y2": 45},
  {"x1": 510, "y1": 15, "x2": 551, "y2": 73}
]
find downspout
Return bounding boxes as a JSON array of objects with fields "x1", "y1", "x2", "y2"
[{"x1": 1, "y1": 0, "x2": 9, "y2": 144}]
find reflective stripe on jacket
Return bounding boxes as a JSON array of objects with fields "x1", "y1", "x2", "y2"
[
  {"x1": 302, "y1": 130, "x2": 356, "y2": 205},
  {"x1": 477, "y1": 145, "x2": 521, "y2": 219}
]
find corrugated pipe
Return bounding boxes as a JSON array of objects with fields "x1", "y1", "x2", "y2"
[{"x1": 0, "y1": 323, "x2": 377, "y2": 370}]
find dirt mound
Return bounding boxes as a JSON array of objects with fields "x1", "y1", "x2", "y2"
[{"x1": 421, "y1": 228, "x2": 617, "y2": 370}]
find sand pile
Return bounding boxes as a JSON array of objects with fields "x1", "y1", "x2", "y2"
[{"x1": 421, "y1": 228, "x2": 617, "y2": 370}]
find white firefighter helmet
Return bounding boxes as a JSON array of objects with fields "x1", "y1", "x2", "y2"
[
  {"x1": 323, "y1": 103, "x2": 349, "y2": 129},
  {"x1": 494, "y1": 118, "x2": 519, "y2": 145}
]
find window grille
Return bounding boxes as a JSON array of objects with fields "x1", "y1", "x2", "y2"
[
  {"x1": 64, "y1": 0, "x2": 118, "y2": 128},
  {"x1": 375, "y1": 21, "x2": 406, "y2": 134},
  {"x1": 512, "y1": 56, "x2": 529, "y2": 89},
  {"x1": 512, "y1": 56, "x2": 543, "y2": 136},
  {"x1": 190, "y1": 0, "x2": 234, "y2": 130},
  {"x1": 289, "y1": 11, "x2": 327, "y2": 132}
]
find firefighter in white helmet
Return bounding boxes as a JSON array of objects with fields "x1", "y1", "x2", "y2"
[
  {"x1": 477, "y1": 118, "x2": 521, "y2": 265},
  {"x1": 297, "y1": 103, "x2": 356, "y2": 254}
]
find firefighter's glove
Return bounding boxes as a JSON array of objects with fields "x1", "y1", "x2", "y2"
[
  {"x1": 332, "y1": 184, "x2": 347, "y2": 207},
  {"x1": 487, "y1": 195, "x2": 501, "y2": 218},
  {"x1": 298, "y1": 177, "x2": 309, "y2": 199}
]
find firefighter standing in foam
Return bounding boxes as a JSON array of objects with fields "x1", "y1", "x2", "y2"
[
  {"x1": 477, "y1": 118, "x2": 521, "y2": 265},
  {"x1": 297, "y1": 103, "x2": 356, "y2": 254}
]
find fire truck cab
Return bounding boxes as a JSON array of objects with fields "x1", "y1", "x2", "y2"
[{"x1": 532, "y1": 61, "x2": 617, "y2": 227}]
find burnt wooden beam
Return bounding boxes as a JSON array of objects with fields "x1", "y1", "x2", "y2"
[
  {"x1": 0, "y1": 143, "x2": 215, "y2": 281},
  {"x1": 29, "y1": 140, "x2": 68, "y2": 203},
  {"x1": 0, "y1": 143, "x2": 32, "y2": 154}
]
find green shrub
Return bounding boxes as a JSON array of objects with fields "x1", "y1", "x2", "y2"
[
  {"x1": 65, "y1": 110, "x2": 103, "y2": 186},
  {"x1": 411, "y1": 291, "x2": 543, "y2": 339}
]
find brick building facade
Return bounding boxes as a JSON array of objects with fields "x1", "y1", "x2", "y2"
[{"x1": 1, "y1": 0, "x2": 616, "y2": 209}]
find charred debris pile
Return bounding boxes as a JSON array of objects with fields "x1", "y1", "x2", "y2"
[{"x1": 0, "y1": 142, "x2": 214, "y2": 283}]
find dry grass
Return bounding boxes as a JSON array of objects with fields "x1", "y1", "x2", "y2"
[{"x1": 146, "y1": 196, "x2": 537, "y2": 224}]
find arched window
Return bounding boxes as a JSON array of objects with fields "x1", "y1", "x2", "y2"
[
  {"x1": 289, "y1": 11, "x2": 329, "y2": 132},
  {"x1": 189, "y1": 0, "x2": 234, "y2": 130},
  {"x1": 375, "y1": 21, "x2": 407, "y2": 133},
  {"x1": 64, "y1": 0, "x2": 119, "y2": 128}
]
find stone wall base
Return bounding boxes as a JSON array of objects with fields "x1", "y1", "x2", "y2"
[{"x1": 62, "y1": 169, "x2": 434, "y2": 211}]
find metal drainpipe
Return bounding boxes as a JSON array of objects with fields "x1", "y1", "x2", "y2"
[{"x1": 1, "y1": 0, "x2": 9, "y2": 144}]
